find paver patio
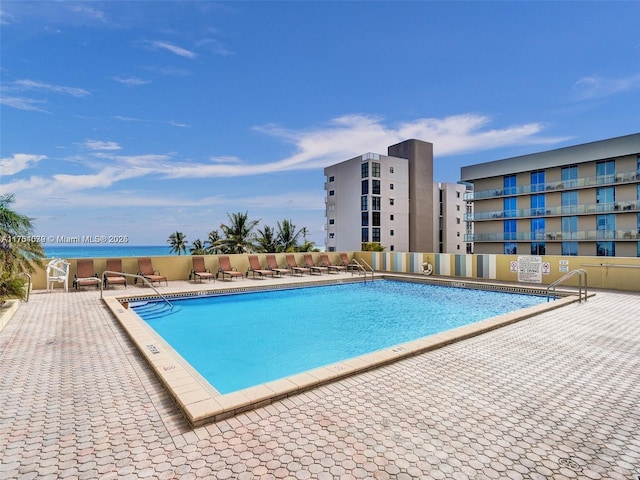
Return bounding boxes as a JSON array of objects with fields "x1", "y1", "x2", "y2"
[{"x1": 1, "y1": 280, "x2": 639, "y2": 479}]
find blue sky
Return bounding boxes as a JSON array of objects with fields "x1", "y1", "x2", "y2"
[{"x1": 1, "y1": 1, "x2": 639, "y2": 248}]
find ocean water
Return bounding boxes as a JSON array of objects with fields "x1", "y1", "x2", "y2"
[{"x1": 43, "y1": 245, "x2": 174, "y2": 259}]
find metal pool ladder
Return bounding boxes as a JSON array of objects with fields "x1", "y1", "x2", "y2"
[
  {"x1": 100, "y1": 271, "x2": 173, "y2": 309},
  {"x1": 350, "y1": 258, "x2": 374, "y2": 282},
  {"x1": 546, "y1": 269, "x2": 588, "y2": 302}
]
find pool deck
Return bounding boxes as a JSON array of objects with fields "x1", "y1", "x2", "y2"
[{"x1": 1, "y1": 274, "x2": 639, "y2": 479}]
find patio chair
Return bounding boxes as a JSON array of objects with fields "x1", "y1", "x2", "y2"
[
  {"x1": 47, "y1": 258, "x2": 70, "y2": 292},
  {"x1": 190, "y1": 256, "x2": 215, "y2": 282},
  {"x1": 304, "y1": 254, "x2": 328, "y2": 275},
  {"x1": 320, "y1": 253, "x2": 346, "y2": 273},
  {"x1": 217, "y1": 256, "x2": 244, "y2": 281},
  {"x1": 340, "y1": 252, "x2": 358, "y2": 271},
  {"x1": 73, "y1": 258, "x2": 101, "y2": 290},
  {"x1": 266, "y1": 254, "x2": 290, "y2": 277},
  {"x1": 246, "y1": 255, "x2": 274, "y2": 279},
  {"x1": 285, "y1": 254, "x2": 310, "y2": 276},
  {"x1": 104, "y1": 258, "x2": 127, "y2": 288},
  {"x1": 135, "y1": 257, "x2": 168, "y2": 286}
]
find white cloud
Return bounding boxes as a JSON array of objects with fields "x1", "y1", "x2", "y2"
[
  {"x1": 84, "y1": 140, "x2": 121, "y2": 151},
  {"x1": 0, "y1": 153, "x2": 47, "y2": 176},
  {"x1": 573, "y1": 74, "x2": 640, "y2": 100},
  {"x1": 112, "y1": 75, "x2": 151, "y2": 86},
  {"x1": 149, "y1": 40, "x2": 197, "y2": 59},
  {"x1": 0, "y1": 96, "x2": 50, "y2": 113},
  {"x1": 13, "y1": 79, "x2": 90, "y2": 97}
]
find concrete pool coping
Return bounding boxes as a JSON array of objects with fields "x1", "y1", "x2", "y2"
[{"x1": 103, "y1": 274, "x2": 585, "y2": 427}]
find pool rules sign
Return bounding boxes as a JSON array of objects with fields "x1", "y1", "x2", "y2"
[{"x1": 516, "y1": 255, "x2": 543, "y2": 283}]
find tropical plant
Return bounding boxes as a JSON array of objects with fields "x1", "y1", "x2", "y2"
[
  {"x1": 361, "y1": 242, "x2": 385, "y2": 252},
  {"x1": 276, "y1": 219, "x2": 301, "y2": 252},
  {"x1": 0, "y1": 193, "x2": 44, "y2": 300},
  {"x1": 167, "y1": 231, "x2": 188, "y2": 255},
  {"x1": 256, "y1": 225, "x2": 278, "y2": 253},
  {"x1": 217, "y1": 211, "x2": 260, "y2": 254},
  {"x1": 189, "y1": 239, "x2": 206, "y2": 255},
  {"x1": 204, "y1": 230, "x2": 221, "y2": 254},
  {"x1": 295, "y1": 240, "x2": 318, "y2": 252}
]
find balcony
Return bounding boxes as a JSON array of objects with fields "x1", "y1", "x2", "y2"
[
  {"x1": 465, "y1": 200, "x2": 640, "y2": 221},
  {"x1": 467, "y1": 229, "x2": 640, "y2": 242},
  {"x1": 464, "y1": 169, "x2": 639, "y2": 200}
]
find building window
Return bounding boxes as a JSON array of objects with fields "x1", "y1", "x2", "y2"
[
  {"x1": 372, "y1": 179, "x2": 381, "y2": 195},
  {"x1": 456, "y1": 218, "x2": 461, "y2": 224},
  {"x1": 329, "y1": 190, "x2": 334, "y2": 196},
  {"x1": 562, "y1": 216, "x2": 578, "y2": 240},
  {"x1": 327, "y1": 204, "x2": 335, "y2": 212},
  {"x1": 390, "y1": 229, "x2": 394, "y2": 236},
  {"x1": 361, "y1": 228, "x2": 369, "y2": 242},
  {"x1": 329, "y1": 233, "x2": 335, "y2": 239},
  {"x1": 531, "y1": 171, "x2": 545, "y2": 193},
  {"x1": 361, "y1": 162, "x2": 369, "y2": 178},
  {"x1": 328, "y1": 175, "x2": 335, "y2": 182},
  {"x1": 372, "y1": 196, "x2": 381, "y2": 211},
  {"x1": 361, "y1": 180, "x2": 369, "y2": 195},
  {"x1": 504, "y1": 197, "x2": 517, "y2": 218},
  {"x1": 504, "y1": 242, "x2": 517, "y2": 255},
  {"x1": 389, "y1": 166, "x2": 394, "y2": 173},
  {"x1": 562, "y1": 241, "x2": 578, "y2": 256},
  {"x1": 596, "y1": 160, "x2": 615, "y2": 184},
  {"x1": 596, "y1": 187, "x2": 615, "y2": 211},
  {"x1": 390, "y1": 198, "x2": 395, "y2": 206},
  {"x1": 531, "y1": 194, "x2": 546, "y2": 216},
  {"x1": 329, "y1": 218, "x2": 335, "y2": 225},
  {"x1": 596, "y1": 214, "x2": 615, "y2": 239},
  {"x1": 597, "y1": 241, "x2": 615, "y2": 256},
  {"x1": 561, "y1": 165, "x2": 578, "y2": 188},
  {"x1": 456, "y1": 191, "x2": 461, "y2": 198},
  {"x1": 390, "y1": 183, "x2": 394, "y2": 190},
  {"x1": 457, "y1": 245, "x2": 460, "y2": 250},
  {"x1": 390, "y1": 214, "x2": 394, "y2": 221},
  {"x1": 372, "y1": 228, "x2": 381, "y2": 242},
  {"x1": 361, "y1": 196, "x2": 368, "y2": 211},
  {"x1": 504, "y1": 175, "x2": 517, "y2": 195},
  {"x1": 361, "y1": 212, "x2": 368, "y2": 226},
  {"x1": 372, "y1": 212, "x2": 380, "y2": 226},
  {"x1": 531, "y1": 218, "x2": 546, "y2": 255},
  {"x1": 372, "y1": 162, "x2": 381, "y2": 178},
  {"x1": 531, "y1": 242, "x2": 546, "y2": 255},
  {"x1": 390, "y1": 245, "x2": 394, "y2": 251},
  {"x1": 457, "y1": 232, "x2": 460, "y2": 237},
  {"x1": 561, "y1": 191, "x2": 578, "y2": 214},
  {"x1": 504, "y1": 219, "x2": 517, "y2": 241},
  {"x1": 456, "y1": 205, "x2": 460, "y2": 211}
]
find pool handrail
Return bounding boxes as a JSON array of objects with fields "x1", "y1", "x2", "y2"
[
  {"x1": 350, "y1": 258, "x2": 373, "y2": 281},
  {"x1": 100, "y1": 271, "x2": 173, "y2": 309},
  {"x1": 546, "y1": 269, "x2": 588, "y2": 303}
]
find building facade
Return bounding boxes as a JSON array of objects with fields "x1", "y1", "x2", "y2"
[
  {"x1": 324, "y1": 139, "x2": 471, "y2": 253},
  {"x1": 460, "y1": 133, "x2": 640, "y2": 257}
]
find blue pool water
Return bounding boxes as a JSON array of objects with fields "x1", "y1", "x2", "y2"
[
  {"x1": 135, "y1": 280, "x2": 548, "y2": 394},
  {"x1": 44, "y1": 245, "x2": 171, "y2": 258}
]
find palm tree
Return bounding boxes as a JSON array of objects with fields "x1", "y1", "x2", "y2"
[
  {"x1": 167, "y1": 231, "x2": 188, "y2": 255},
  {"x1": 0, "y1": 193, "x2": 45, "y2": 300},
  {"x1": 276, "y1": 219, "x2": 301, "y2": 252},
  {"x1": 189, "y1": 239, "x2": 206, "y2": 255},
  {"x1": 217, "y1": 211, "x2": 260, "y2": 254},
  {"x1": 256, "y1": 225, "x2": 278, "y2": 253},
  {"x1": 0, "y1": 193, "x2": 45, "y2": 275},
  {"x1": 204, "y1": 230, "x2": 221, "y2": 254}
]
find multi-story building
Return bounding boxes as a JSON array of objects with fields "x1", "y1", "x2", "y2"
[
  {"x1": 461, "y1": 133, "x2": 640, "y2": 257},
  {"x1": 324, "y1": 139, "x2": 471, "y2": 253}
]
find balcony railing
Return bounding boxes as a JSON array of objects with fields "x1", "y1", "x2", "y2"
[
  {"x1": 464, "y1": 170, "x2": 639, "y2": 200},
  {"x1": 465, "y1": 200, "x2": 640, "y2": 221},
  {"x1": 466, "y1": 230, "x2": 640, "y2": 242}
]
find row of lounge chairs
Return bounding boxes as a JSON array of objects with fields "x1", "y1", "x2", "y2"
[{"x1": 71, "y1": 254, "x2": 357, "y2": 290}]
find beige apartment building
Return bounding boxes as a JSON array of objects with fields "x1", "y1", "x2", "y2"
[
  {"x1": 460, "y1": 133, "x2": 640, "y2": 257},
  {"x1": 324, "y1": 139, "x2": 472, "y2": 253}
]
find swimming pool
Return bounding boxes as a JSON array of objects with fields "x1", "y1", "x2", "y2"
[{"x1": 133, "y1": 280, "x2": 549, "y2": 394}]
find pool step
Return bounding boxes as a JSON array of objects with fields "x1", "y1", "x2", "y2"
[{"x1": 132, "y1": 301, "x2": 176, "y2": 319}]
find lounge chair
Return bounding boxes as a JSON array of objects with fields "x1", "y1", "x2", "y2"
[
  {"x1": 340, "y1": 252, "x2": 358, "y2": 271},
  {"x1": 321, "y1": 254, "x2": 346, "y2": 273},
  {"x1": 246, "y1": 255, "x2": 274, "y2": 279},
  {"x1": 304, "y1": 254, "x2": 328, "y2": 275},
  {"x1": 73, "y1": 258, "x2": 100, "y2": 290},
  {"x1": 104, "y1": 258, "x2": 127, "y2": 288},
  {"x1": 135, "y1": 257, "x2": 168, "y2": 286},
  {"x1": 266, "y1": 255, "x2": 290, "y2": 277},
  {"x1": 285, "y1": 254, "x2": 310, "y2": 276},
  {"x1": 190, "y1": 256, "x2": 215, "y2": 282},
  {"x1": 46, "y1": 258, "x2": 70, "y2": 292},
  {"x1": 217, "y1": 256, "x2": 244, "y2": 281}
]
